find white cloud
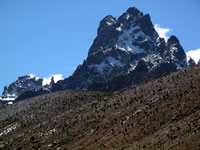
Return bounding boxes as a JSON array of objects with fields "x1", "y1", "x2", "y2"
[
  {"x1": 42, "y1": 74, "x2": 64, "y2": 86},
  {"x1": 29, "y1": 73, "x2": 40, "y2": 80},
  {"x1": 154, "y1": 24, "x2": 171, "y2": 41},
  {"x1": 29, "y1": 73, "x2": 35, "y2": 78},
  {"x1": 29, "y1": 73, "x2": 64, "y2": 86},
  {"x1": 186, "y1": 49, "x2": 200, "y2": 64}
]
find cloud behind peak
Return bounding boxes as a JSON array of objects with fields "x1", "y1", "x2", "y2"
[{"x1": 154, "y1": 24, "x2": 171, "y2": 41}]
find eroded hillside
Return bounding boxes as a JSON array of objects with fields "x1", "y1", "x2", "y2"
[{"x1": 0, "y1": 65, "x2": 200, "y2": 150}]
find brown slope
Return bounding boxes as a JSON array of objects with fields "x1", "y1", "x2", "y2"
[{"x1": 0, "y1": 65, "x2": 200, "y2": 150}]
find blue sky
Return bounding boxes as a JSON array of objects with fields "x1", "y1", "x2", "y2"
[{"x1": 0, "y1": 0, "x2": 200, "y2": 93}]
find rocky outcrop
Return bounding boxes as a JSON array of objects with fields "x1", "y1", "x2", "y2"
[
  {"x1": 1, "y1": 76, "x2": 43, "y2": 100},
  {"x1": 0, "y1": 75, "x2": 53, "y2": 103},
  {"x1": 187, "y1": 57, "x2": 196, "y2": 66}
]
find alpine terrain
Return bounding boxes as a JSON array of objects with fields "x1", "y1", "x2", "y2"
[
  {"x1": 0, "y1": 7, "x2": 192, "y2": 104},
  {"x1": 0, "y1": 76, "x2": 54, "y2": 106},
  {"x1": 0, "y1": 6, "x2": 200, "y2": 150},
  {"x1": 52, "y1": 7, "x2": 188, "y2": 92},
  {"x1": 0, "y1": 60, "x2": 200, "y2": 150}
]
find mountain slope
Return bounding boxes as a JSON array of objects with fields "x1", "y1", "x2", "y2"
[{"x1": 0, "y1": 64, "x2": 200, "y2": 150}]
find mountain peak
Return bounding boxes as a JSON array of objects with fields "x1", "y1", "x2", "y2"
[
  {"x1": 100, "y1": 15, "x2": 117, "y2": 26},
  {"x1": 187, "y1": 57, "x2": 196, "y2": 66},
  {"x1": 120, "y1": 7, "x2": 143, "y2": 20},
  {"x1": 97, "y1": 15, "x2": 117, "y2": 34},
  {"x1": 53, "y1": 6, "x2": 188, "y2": 92},
  {"x1": 166, "y1": 35, "x2": 187, "y2": 70},
  {"x1": 88, "y1": 15, "x2": 118, "y2": 56},
  {"x1": 167, "y1": 35, "x2": 180, "y2": 45},
  {"x1": 50, "y1": 76, "x2": 55, "y2": 85},
  {"x1": 126, "y1": 7, "x2": 142, "y2": 15},
  {"x1": 118, "y1": 7, "x2": 143, "y2": 28}
]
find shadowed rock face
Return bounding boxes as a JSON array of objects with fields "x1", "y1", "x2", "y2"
[
  {"x1": 167, "y1": 35, "x2": 187, "y2": 69},
  {"x1": 187, "y1": 57, "x2": 196, "y2": 66},
  {"x1": 52, "y1": 7, "x2": 188, "y2": 92}
]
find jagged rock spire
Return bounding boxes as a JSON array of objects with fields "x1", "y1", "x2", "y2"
[
  {"x1": 187, "y1": 57, "x2": 196, "y2": 66},
  {"x1": 53, "y1": 6, "x2": 188, "y2": 92},
  {"x1": 50, "y1": 76, "x2": 55, "y2": 85}
]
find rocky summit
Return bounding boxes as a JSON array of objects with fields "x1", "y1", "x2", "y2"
[
  {"x1": 52, "y1": 7, "x2": 188, "y2": 92},
  {"x1": 0, "y1": 7, "x2": 189, "y2": 104}
]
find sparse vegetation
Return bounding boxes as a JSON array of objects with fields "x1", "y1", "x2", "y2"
[{"x1": 0, "y1": 65, "x2": 200, "y2": 150}]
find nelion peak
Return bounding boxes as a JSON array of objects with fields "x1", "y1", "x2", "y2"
[{"x1": 52, "y1": 7, "x2": 188, "y2": 92}]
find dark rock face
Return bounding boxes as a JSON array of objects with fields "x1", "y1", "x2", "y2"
[
  {"x1": 88, "y1": 15, "x2": 118, "y2": 56},
  {"x1": 88, "y1": 61, "x2": 177, "y2": 92},
  {"x1": 15, "y1": 89, "x2": 50, "y2": 102},
  {"x1": 136, "y1": 14, "x2": 155, "y2": 37},
  {"x1": 187, "y1": 57, "x2": 196, "y2": 66},
  {"x1": 52, "y1": 7, "x2": 188, "y2": 92},
  {"x1": 167, "y1": 36, "x2": 187, "y2": 69}
]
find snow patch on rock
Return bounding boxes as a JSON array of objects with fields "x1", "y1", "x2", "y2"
[{"x1": 88, "y1": 57, "x2": 124, "y2": 75}]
